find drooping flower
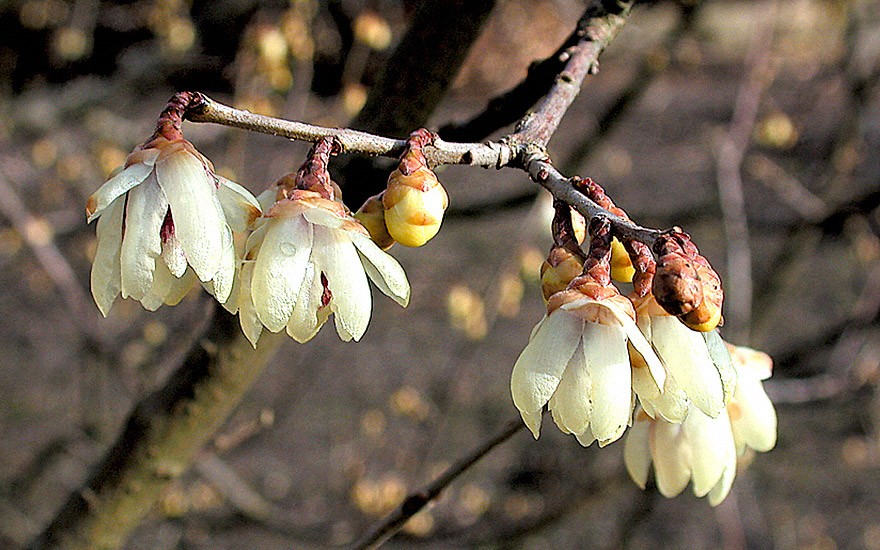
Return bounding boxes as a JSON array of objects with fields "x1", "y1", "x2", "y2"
[
  {"x1": 233, "y1": 189, "x2": 410, "y2": 346},
  {"x1": 625, "y1": 405, "x2": 738, "y2": 506},
  {"x1": 86, "y1": 134, "x2": 261, "y2": 315},
  {"x1": 510, "y1": 274, "x2": 666, "y2": 447},
  {"x1": 630, "y1": 294, "x2": 735, "y2": 423},
  {"x1": 726, "y1": 343, "x2": 777, "y2": 455},
  {"x1": 623, "y1": 339, "x2": 777, "y2": 506}
]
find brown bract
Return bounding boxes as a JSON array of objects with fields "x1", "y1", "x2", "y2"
[{"x1": 652, "y1": 234, "x2": 703, "y2": 316}]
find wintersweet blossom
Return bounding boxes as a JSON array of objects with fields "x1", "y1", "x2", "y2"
[
  {"x1": 625, "y1": 405, "x2": 738, "y2": 506},
  {"x1": 230, "y1": 189, "x2": 410, "y2": 346},
  {"x1": 630, "y1": 294, "x2": 735, "y2": 423},
  {"x1": 86, "y1": 135, "x2": 261, "y2": 315},
  {"x1": 623, "y1": 341, "x2": 777, "y2": 506},
  {"x1": 510, "y1": 275, "x2": 666, "y2": 447}
]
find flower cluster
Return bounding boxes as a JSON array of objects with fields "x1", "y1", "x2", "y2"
[
  {"x1": 511, "y1": 184, "x2": 777, "y2": 505},
  {"x1": 86, "y1": 94, "x2": 414, "y2": 347},
  {"x1": 86, "y1": 96, "x2": 261, "y2": 316}
]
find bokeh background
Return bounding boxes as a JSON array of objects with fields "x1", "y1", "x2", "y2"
[{"x1": 2, "y1": 0, "x2": 879, "y2": 548}]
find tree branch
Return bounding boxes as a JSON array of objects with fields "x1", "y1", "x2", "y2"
[
  {"x1": 351, "y1": 418, "x2": 525, "y2": 550},
  {"x1": 28, "y1": 310, "x2": 286, "y2": 550}
]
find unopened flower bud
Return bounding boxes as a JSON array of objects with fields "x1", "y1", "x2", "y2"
[
  {"x1": 354, "y1": 192, "x2": 394, "y2": 250},
  {"x1": 540, "y1": 245, "x2": 584, "y2": 302},
  {"x1": 610, "y1": 238, "x2": 635, "y2": 283},
  {"x1": 681, "y1": 259, "x2": 723, "y2": 332},
  {"x1": 383, "y1": 133, "x2": 448, "y2": 247},
  {"x1": 652, "y1": 233, "x2": 702, "y2": 316}
]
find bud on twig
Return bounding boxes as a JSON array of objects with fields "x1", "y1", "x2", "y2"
[
  {"x1": 652, "y1": 231, "x2": 724, "y2": 332},
  {"x1": 383, "y1": 129, "x2": 449, "y2": 247},
  {"x1": 355, "y1": 192, "x2": 395, "y2": 250}
]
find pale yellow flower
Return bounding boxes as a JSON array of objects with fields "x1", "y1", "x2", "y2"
[
  {"x1": 230, "y1": 190, "x2": 410, "y2": 346},
  {"x1": 86, "y1": 135, "x2": 260, "y2": 315}
]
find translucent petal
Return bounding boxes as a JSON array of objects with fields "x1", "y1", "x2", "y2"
[
  {"x1": 286, "y1": 263, "x2": 322, "y2": 343},
  {"x1": 547, "y1": 341, "x2": 592, "y2": 435},
  {"x1": 150, "y1": 261, "x2": 196, "y2": 306},
  {"x1": 251, "y1": 216, "x2": 312, "y2": 332},
  {"x1": 86, "y1": 162, "x2": 152, "y2": 222},
  {"x1": 237, "y1": 261, "x2": 263, "y2": 347},
  {"x1": 162, "y1": 232, "x2": 188, "y2": 278},
  {"x1": 708, "y1": 442, "x2": 738, "y2": 506},
  {"x1": 209, "y1": 225, "x2": 236, "y2": 303},
  {"x1": 519, "y1": 409, "x2": 544, "y2": 439},
  {"x1": 619, "y1": 313, "x2": 666, "y2": 391},
  {"x1": 510, "y1": 311, "x2": 583, "y2": 419},
  {"x1": 350, "y1": 231, "x2": 410, "y2": 307},
  {"x1": 217, "y1": 177, "x2": 261, "y2": 232},
  {"x1": 156, "y1": 151, "x2": 225, "y2": 282},
  {"x1": 624, "y1": 415, "x2": 653, "y2": 489},
  {"x1": 731, "y1": 376, "x2": 777, "y2": 453},
  {"x1": 703, "y1": 330, "x2": 737, "y2": 404},
  {"x1": 686, "y1": 409, "x2": 733, "y2": 497},
  {"x1": 651, "y1": 316, "x2": 724, "y2": 418},
  {"x1": 651, "y1": 420, "x2": 691, "y2": 498},
  {"x1": 120, "y1": 179, "x2": 167, "y2": 300},
  {"x1": 314, "y1": 228, "x2": 372, "y2": 341},
  {"x1": 302, "y1": 205, "x2": 346, "y2": 229},
  {"x1": 90, "y1": 195, "x2": 125, "y2": 316},
  {"x1": 575, "y1": 425, "x2": 597, "y2": 447},
  {"x1": 582, "y1": 323, "x2": 632, "y2": 445}
]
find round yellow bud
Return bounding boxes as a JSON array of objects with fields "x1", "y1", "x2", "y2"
[
  {"x1": 354, "y1": 193, "x2": 395, "y2": 250},
  {"x1": 540, "y1": 247, "x2": 584, "y2": 302},
  {"x1": 610, "y1": 238, "x2": 635, "y2": 283},
  {"x1": 382, "y1": 166, "x2": 448, "y2": 247}
]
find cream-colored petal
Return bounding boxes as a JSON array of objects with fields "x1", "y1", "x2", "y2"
[
  {"x1": 511, "y1": 311, "x2": 584, "y2": 419},
  {"x1": 624, "y1": 415, "x2": 653, "y2": 489},
  {"x1": 120, "y1": 179, "x2": 167, "y2": 300},
  {"x1": 651, "y1": 316, "x2": 724, "y2": 418},
  {"x1": 349, "y1": 231, "x2": 410, "y2": 307},
  {"x1": 217, "y1": 177, "x2": 261, "y2": 232},
  {"x1": 90, "y1": 195, "x2": 125, "y2": 316},
  {"x1": 302, "y1": 205, "x2": 346, "y2": 229},
  {"x1": 519, "y1": 409, "x2": 544, "y2": 439},
  {"x1": 644, "y1": 378, "x2": 690, "y2": 424},
  {"x1": 620, "y1": 314, "x2": 666, "y2": 391},
  {"x1": 651, "y1": 420, "x2": 691, "y2": 498},
  {"x1": 314, "y1": 228, "x2": 372, "y2": 341},
  {"x1": 156, "y1": 151, "x2": 225, "y2": 282},
  {"x1": 575, "y1": 425, "x2": 597, "y2": 447},
  {"x1": 286, "y1": 263, "x2": 322, "y2": 343},
  {"x1": 251, "y1": 216, "x2": 312, "y2": 332},
  {"x1": 731, "y1": 376, "x2": 777, "y2": 453},
  {"x1": 237, "y1": 261, "x2": 263, "y2": 347},
  {"x1": 149, "y1": 261, "x2": 196, "y2": 307},
  {"x1": 703, "y1": 330, "x2": 737, "y2": 404},
  {"x1": 686, "y1": 408, "x2": 733, "y2": 497},
  {"x1": 162, "y1": 231, "x2": 188, "y2": 278},
  {"x1": 86, "y1": 162, "x2": 152, "y2": 222},
  {"x1": 547, "y1": 341, "x2": 592, "y2": 435},
  {"x1": 583, "y1": 323, "x2": 632, "y2": 446},
  {"x1": 209, "y1": 225, "x2": 236, "y2": 303},
  {"x1": 708, "y1": 439, "x2": 738, "y2": 506}
]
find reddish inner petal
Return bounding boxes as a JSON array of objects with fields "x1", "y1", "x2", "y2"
[
  {"x1": 160, "y1": 209, "x2": 175, "y2": 243},
  {"x1": 320, "y1": 271, "x2": 332, "y2": 308}
]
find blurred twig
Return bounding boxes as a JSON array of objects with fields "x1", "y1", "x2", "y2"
[
  {"x1": 715, "y1": 1, "x2": 778, "y2": 342},
  {"x1": 351, "y1": 418, "x2": 525, "y2": 550},
  {"x1": 0, "y1": 168, "x2": 96, "y2": 337}
]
